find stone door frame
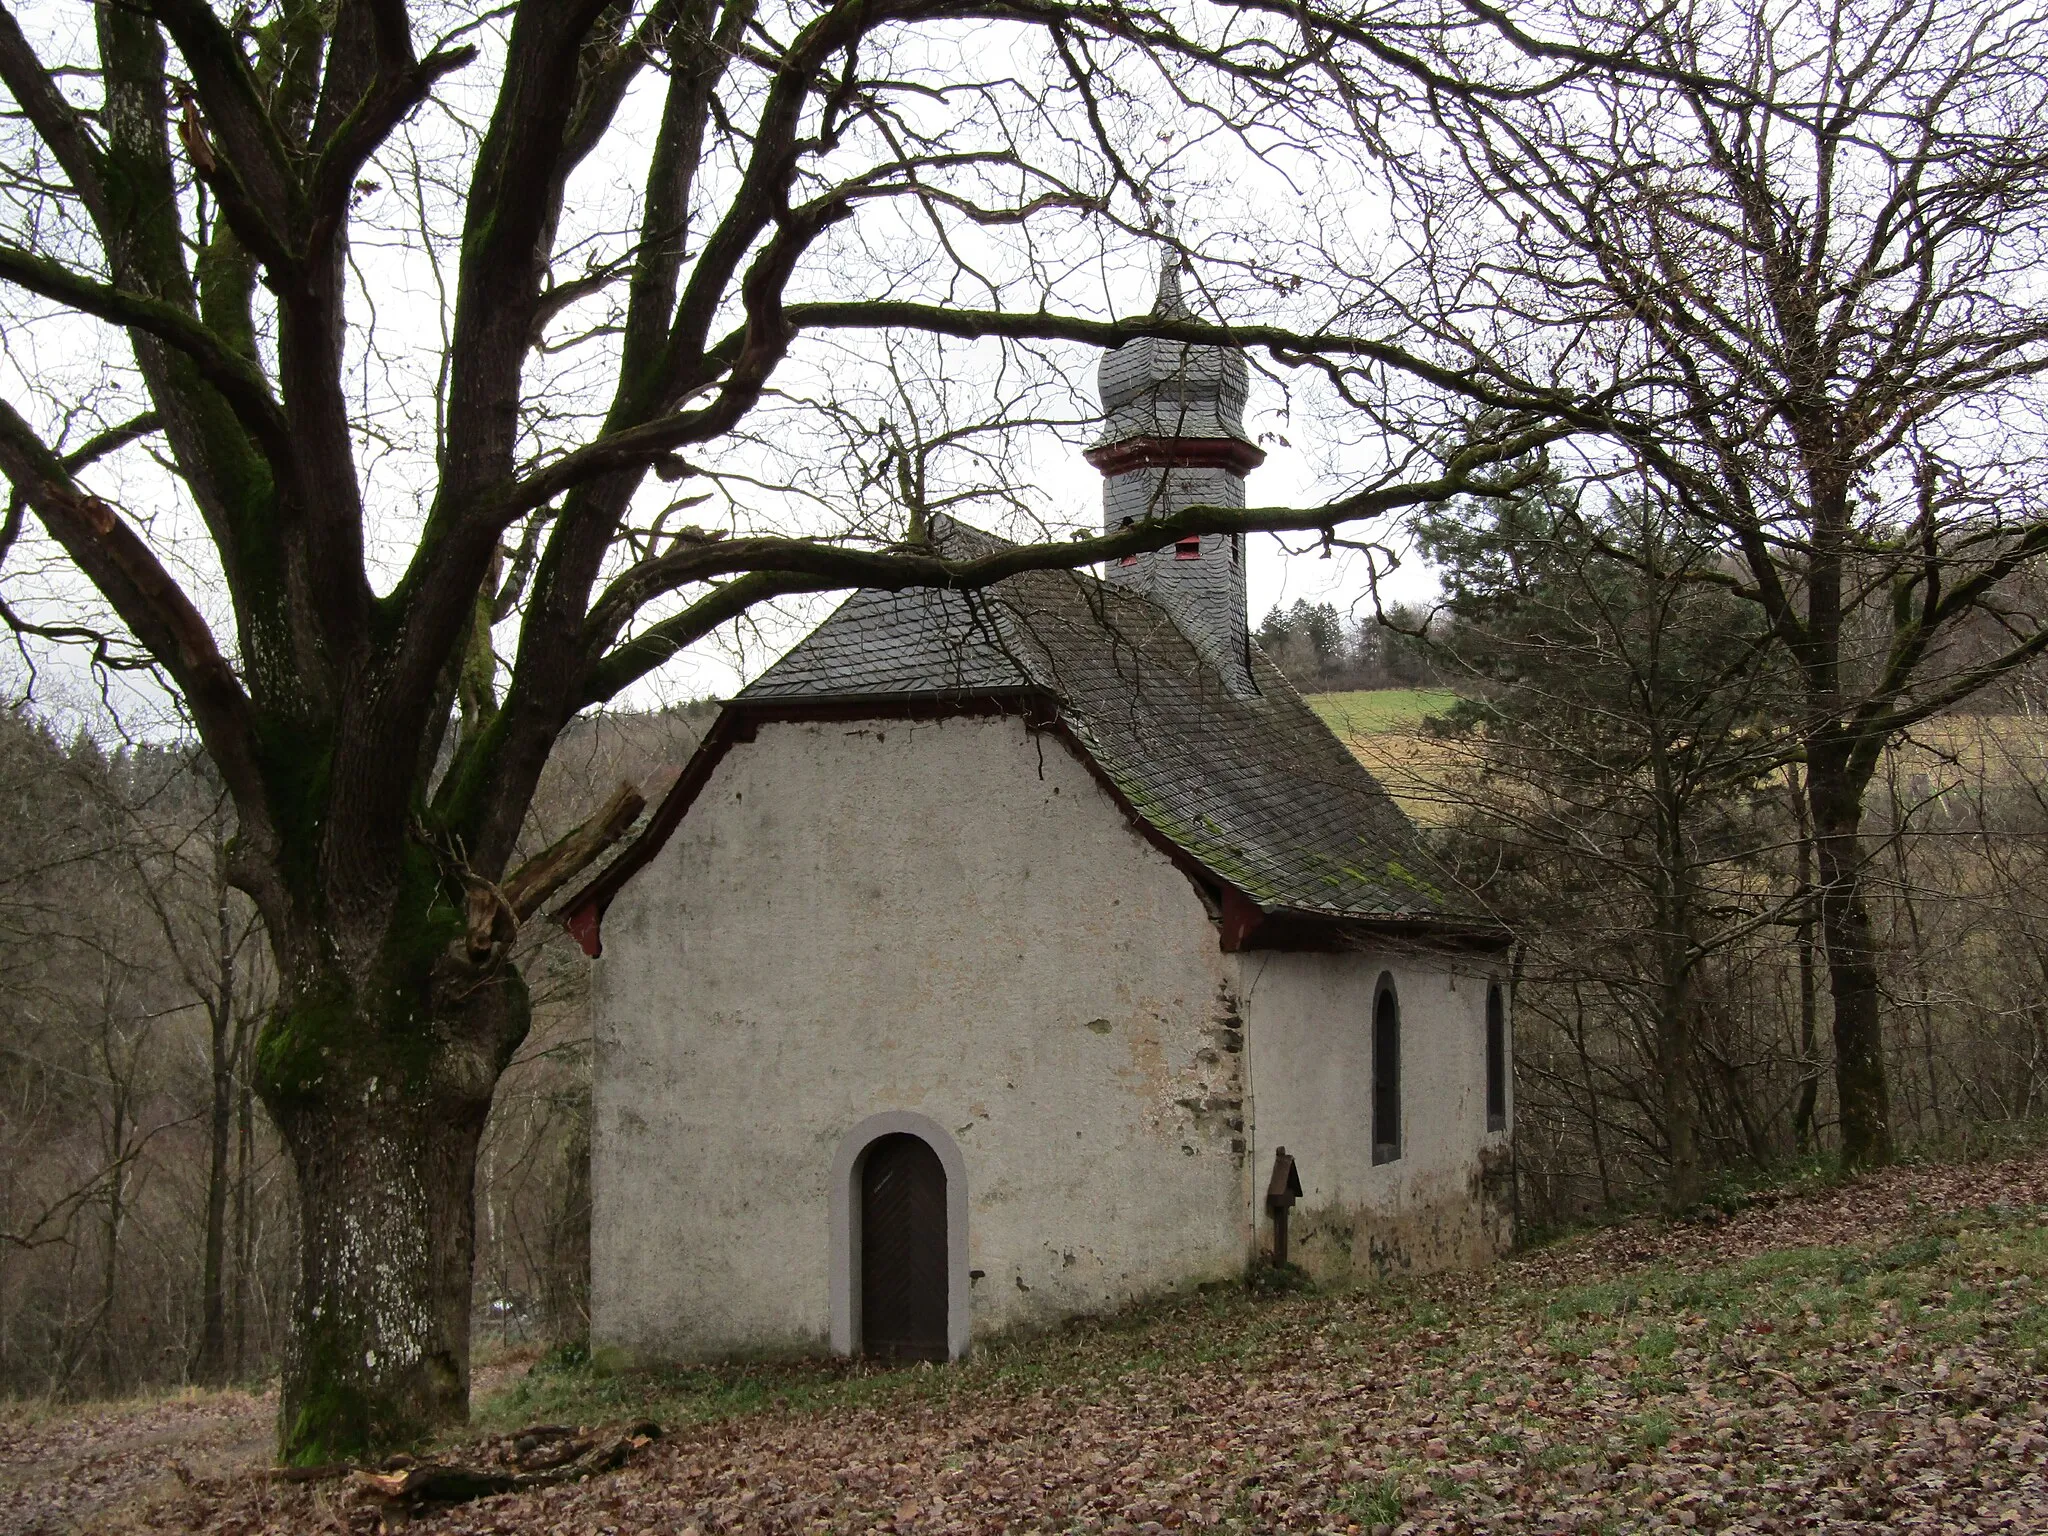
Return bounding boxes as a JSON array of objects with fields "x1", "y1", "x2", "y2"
[{"x1": 829, "y1": 1110, "x2": 971, "y2": 1359}]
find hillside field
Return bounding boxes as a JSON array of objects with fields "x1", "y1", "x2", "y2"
[
  {"x1": 1302, "y1": 691, "x2": 2048, "y2": 825},
  {"x1": 1304, "y1": 689, "x2": 1462, "y2": 738},
  {"x1": 1304, "y1": 689, "x2": 1469, "y2": 824}
]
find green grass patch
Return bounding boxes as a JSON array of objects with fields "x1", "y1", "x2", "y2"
[
  {"x1": 1330, "y1": 1474, "x2": 1405, "y2": 1523},
  {"x1": 1631, "y1": 1409, "x2": 1676, "y2": 1450},
  {"x1": 471, "y1": 1276, "x2": 1361, "y2": 1441},
  {"x1": 1303, "y1": 688, "x2": 1460, "y2": 736}
]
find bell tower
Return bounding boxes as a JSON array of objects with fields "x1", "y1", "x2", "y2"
[{"x1": 1085, "y1": 254, "x2": 1265, "y2": 693}]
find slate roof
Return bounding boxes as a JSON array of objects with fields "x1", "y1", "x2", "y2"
[
  {"x1": 731, "y1": 517, "x2": 1496, "y2": 931},
  {"x1": 1094, "y1": 256, "x2": 1254, "y2": 449}
]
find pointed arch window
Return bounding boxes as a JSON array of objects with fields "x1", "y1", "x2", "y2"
[
  {"x1": 1486, "y1": 983, "x2": 1508, "y2": 1133},
  {"x1": 1372, "y1": 974, "x2": 1401, "y2": 1164}
]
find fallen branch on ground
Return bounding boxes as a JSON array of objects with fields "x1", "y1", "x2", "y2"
[
  {"x1": 354, "y1": 1420, "x2": 663, "y2": 1509},
  {"x1": 251, "y1": 1421, "x2": 665, "y2": 1510}
]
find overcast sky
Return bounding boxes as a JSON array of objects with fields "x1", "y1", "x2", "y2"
[{"x1": 1, "y1": 6, "x2": 1451, "y2": 738}]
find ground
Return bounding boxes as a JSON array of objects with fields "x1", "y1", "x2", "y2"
[{"x1": 7, "y1": 1151, "x2": 2048, "y2": 1534}]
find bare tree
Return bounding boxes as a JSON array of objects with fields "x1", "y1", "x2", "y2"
[
  {"x1": 120, "y1": 770, "x2": 270, "y2": 1386},
  {"x1": 1378, "y1": 0, "x2": 2048, "y2": 1167},
  {"x1": 0, "y1": 0, "x2": 1553, "y2": 1457}
]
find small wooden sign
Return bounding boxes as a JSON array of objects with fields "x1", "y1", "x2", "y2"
[
  {"x1": 1267, "y1": 1147, "x2": 1302, "y2": 1266},
  {"x1": 1266, "y1": 1147, "x2": 1302, "y2": 1211}
]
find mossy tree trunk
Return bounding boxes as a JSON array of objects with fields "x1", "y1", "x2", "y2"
[{"x1": 261, "y1": 954, "x2": 528, "y2": 1462}]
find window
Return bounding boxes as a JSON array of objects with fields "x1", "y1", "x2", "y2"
[
  {"x1": 1118, "y1": 515, "x2": 1139, "y2": 566},
  {"x1": 1372, "y1": 975, "x2": 1401, "y2": 1164},
  {"x1": 1175, "y1": 535, "x2": 1202, "y2": 560},
  {"x1": 1486, "y1": 983, "x2": 1508, "y2": 1133}
]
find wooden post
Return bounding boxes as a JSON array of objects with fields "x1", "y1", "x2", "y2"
[{"x1": 1266, "y1": 1147, "x2": 1301, "y2": 1266}]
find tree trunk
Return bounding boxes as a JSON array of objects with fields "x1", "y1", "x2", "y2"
[
  {"x1": 193, "y1": 991, "x2": 233, "y2": 1384},
  {"x1": 96, "y1": 1093, "x2": 127, "y2": 1396},
  {"x1": 231, "y1": 1058, "x2": 254, "y2": 1380},
  {"x1": 1654, "y1": 922, "x2": 1700, "y2": 1210},
  {"x1": 261, "y1": 956, "x2": 528, "y2": 1464},
  {"x1": 196, "y1": 828, "x2": 244, "y2": 1386},
  {"x1": 1809, "y1": 761, "x2": 1894, "y2": 1169},
  {"x1": 1569, "y1": 982, "x2": 1612, "y2": 1208},
  {"x1": 1886, "y1": 781, "x2": 1944, "y2": 1141},
  {"x1": 1652, "y1": 768, "x2": 1701, "y2": 1212},
  {"x1": 1790, "y1": 776, "x2": 1822, "y2": 1154}
]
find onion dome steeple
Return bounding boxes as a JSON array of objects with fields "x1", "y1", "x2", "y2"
[
  {"x1": 1084, "y1": 251, "x2": 1265, "y2": 694},
  {"x1": 1092, "y1": 254, "x2": 1259, "y2": 449}
]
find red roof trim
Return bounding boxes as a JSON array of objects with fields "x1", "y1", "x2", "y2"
[
  {"x1": 556, "y1": 688, "x2": 1510, "y2": 959},
  {"x1": 556, "y1": 691, "x2": 1057, "y2": 957},
  {"x1": 1082, "y1": 435, "x2": 1266, "y2": 477}
]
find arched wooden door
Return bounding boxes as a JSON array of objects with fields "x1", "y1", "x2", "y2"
[{"x1": 859, "y1": 1133, "x2": 949, "y2": 1361}]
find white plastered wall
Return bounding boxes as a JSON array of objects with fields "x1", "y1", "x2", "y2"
[
  {"x1": 1235, "y1": 952, "x2": 1513, "y2": 1279},
  {"x1": 590, "y1": 713, "x2": 1253, "y2": 1363}
]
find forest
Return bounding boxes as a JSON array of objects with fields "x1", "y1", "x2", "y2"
[
  {"x1": 0, "y1": 705, "x2": 705, "y2": 1398},
  {"x1": 1319, "y1": 488, "x2": 2048, "y2": 1227}
]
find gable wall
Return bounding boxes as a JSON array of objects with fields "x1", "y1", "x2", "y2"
[
  {"x1": 1237, "y1": 952, "x2": 1513, "y2": 1279},
  {"x1": 591, "y1": 713, "x2": 1254, "y2": 1362}
]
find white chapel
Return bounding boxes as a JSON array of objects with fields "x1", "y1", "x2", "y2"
[{"x1": 562, "y1": 260, "x2": 1515, "y2": 1364}]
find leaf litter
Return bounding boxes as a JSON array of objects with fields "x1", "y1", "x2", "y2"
[{"x1": 34, "y1": 1151, "x2": 2048, "y2": 1534}]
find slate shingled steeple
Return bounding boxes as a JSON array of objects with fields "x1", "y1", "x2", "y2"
[{"x1": 1085, "y1": 252, "x2": 1266, "y2": 695}]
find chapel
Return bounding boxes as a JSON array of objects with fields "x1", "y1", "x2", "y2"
[{"x1": 562, "y1": 259, "x2": 1515, "y2": 1365}]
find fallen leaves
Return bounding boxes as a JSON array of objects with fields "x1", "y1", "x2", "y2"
[
  {"x1": 27, "y1": 1150, "x2": 2048, "y2": 1534},
  {"x1": 0, "y1": 1387, "x2": 273, "y2": 1536}
]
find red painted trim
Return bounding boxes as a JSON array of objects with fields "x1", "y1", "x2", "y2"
[
  {"x1": 555, "y1": 691, "x2": 1058, "y2": 956},
  {"x1": 1220, "y1": 886, "x2": 1265, "y2": 951},
  {"x1": 1082, "y1": 435, "x2": 1266, "y2": 477},
  {"x1": 556, "y1": 687, "x2": 1512, "y2": 959},
  {"x1": 564, "y1": 904, "x2": 602, "y2": 959}
]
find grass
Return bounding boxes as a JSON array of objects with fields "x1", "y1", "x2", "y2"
[
  {"x1": 472, "y1": 1198, "x2": 2048, "y2": 1468},
  {"x1": 1301, "y1": 688, "x2": 1469, "y2": 822},
  {"x1": 1302, "y1": 687, "x2": 1461, "y2": 737},
  {"x1": 1514, "y1": 1219, "x2": 2048, "y2": 1378},
  {"x1": 1330, "y1": 1473, "x2": 1405, "y2": 1523},
  {"x1": 1298, "y1": 691, "x2": 2048, "y2": 760},
  {"x1": 469, "y1": 1277, "x2": 1300, "y2": 1443},
  {"x1": 1303, "y1": 691, "x2": 2048, "y2": 835}
]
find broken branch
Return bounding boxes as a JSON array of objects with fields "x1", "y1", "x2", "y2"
[{"x1": 501, "y1": 780, "x2": 645, "y2": 922}]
